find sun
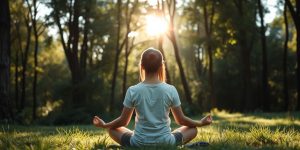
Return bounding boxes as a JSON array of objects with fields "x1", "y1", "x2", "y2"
[
  {"x1": 147, "y1": 0, "x2": 158, "y2": 6},
  {"x1": 146, "y1": 15, "x2": 168, "y2": 36}
]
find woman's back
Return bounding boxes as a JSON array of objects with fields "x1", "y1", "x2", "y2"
[
  {"x1": 93, "y1": 48, "x2": 212, "y2": 147},
  {"x1": 123, "y1": 82, "x2": 181, "y2": 146}
]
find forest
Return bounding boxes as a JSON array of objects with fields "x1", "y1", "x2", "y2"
[{"x1": 0, "y1": 0, "x2": 300, "y2": 125}]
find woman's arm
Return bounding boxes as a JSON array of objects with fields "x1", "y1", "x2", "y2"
[
  {"x1": 93, "y1": 106, "x2": 134, "y2": 129},
  {"x1": 171, "y1": 106, "x2": 212, "y2": 127}
]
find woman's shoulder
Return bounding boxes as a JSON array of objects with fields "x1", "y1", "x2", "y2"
[
  {"x1": 126, "y1": 83, "x2": 142, "y2": 92},
  {"x1": 129, "y1": 82, "x2": 143, "y2": 89},
  {"x1": 128, "y1": 82, "x2": 176, "y2": 91},
  {"x1": 156, "y1": 82, "x2": 176, "y2": 88}
]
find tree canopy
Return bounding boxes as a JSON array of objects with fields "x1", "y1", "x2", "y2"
[{"x1": 0, "y1": 0, "x2": 299, "y2": 124}]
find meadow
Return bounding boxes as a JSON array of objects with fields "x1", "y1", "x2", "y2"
[{"x1": 1, "y1": 109, "x2": 300, "y2": 150}]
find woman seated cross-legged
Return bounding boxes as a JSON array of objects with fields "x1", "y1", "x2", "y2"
[{"x1": 93, "y1": 48, "x2": 213, "y2": 147}]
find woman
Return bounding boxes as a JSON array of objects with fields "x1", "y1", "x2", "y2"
[{"x1": 93, "y1": 48, "x2": 212, "y2": 147}]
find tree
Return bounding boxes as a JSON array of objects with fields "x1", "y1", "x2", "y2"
[
  {"x1": 283, "y1": 1, "x2": 290, "y2": 111},
  {"x1": 14, "y1": 23, "x2": 20, "y2": 112},
  {"x1": 233, "y1": 0, "x2": 256, "y2": 110},
  {"x1": 202, "y1": 0, "x2": 216, "y2": 108},
  {"x1": 0, "y1": 0, "x2": 11, "y2": 118},
  {"x1": 285, "y1": 0, "x2": 300, "y2": 110},
  {"x1": 10, "y1": 2, "x2": 28, "y2": 112},
  {"x1": 157, "y1": 1, "x2": 171, "y2": 84},
  {"x1": 51, "y1": 0, "x2": 91, "y2": 107},
  {"x1": 257, "y1": 0, "x2": 270, "y2": 111},
  {"x1": 20, "y1": 4, "x2": 32, "y2": 111},
  {"x1": 122, "y1": 0, "x2": 137, "y2": 99},
  {"x1": 110, "y1": 0, "x2": 122, "y2": 113},
  {"x1": 26, "y1": 0, "x2": 45, "y2": 120},
  {"x1": 13, "y1": 7, "x2": 32, "y2": 112},
  {"x1": 161, "y1": 0, "x2": 193, "y2": 105}
]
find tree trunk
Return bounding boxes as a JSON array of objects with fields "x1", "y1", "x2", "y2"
[
  {"x1": 157, "y1": 0, "x2": 171, "y2": 83},
  {"x1": 110, "y1": 0, "x2": 122, "y2": 113},
  {"x1": 122, "y1": 37, "x2": 132, "y2": 100},
  {"x1": 234, "y1": 0, "x2": 253, "y2": 111},
  {"x1": 207, "y1": 45, "x2": 215, "y2": 107},
  {"x1": 122, "y1": 0, "x2": 130, "y2": 100},
  {"x1": 203, "y1": 0, "x2": 216, "y2": 108},
  {"x1": 15, "y1": 42, "x2": 19, "y2": 110},
  {"x1": 241, "y1": 46, "x2": 252, "y2": 111},
  {"x1": 283, "y1": 2, "x2": 289, "y2": 111},
  {"x1": 0, "y1": 0, "x2": 11, "y2": 118},
  {"x1": 32, "y1": 31, "x2": 38, "y2": 120},
  {"x1": 15, "y1": 22, "x2": 23, "y2": 111},
  {"x1": 80, "y1": 13, "x2": 89, "y2": 79},
  {"x1": 71, "y1": 70, "x2": 84, "y2": 107},
  {"x1": 296, "y1": 0, "x2": 300, "y2": 110},
  {"x1": 71, "y1": 0, "x2": 85, "y2": 107},
  {"x1": 257, "y1": 0, "x2": 270, "y2": 111},
  {"x1": 15, "y1": 50, "x2": 19, "y2": 109},
  {"x1": 53, "y1": 0, "x2": 89, "y2": 108},
  {"x1": 110, "y1": 51, "x2": 121, "y2": 112},
  {"x1": 20, "y1": 16, "x2": 32, "y2": 111},
  {"x1": 194, "y1": 18, "x2": 205, "y2": 78},
  {"x1": 158, "y1": 36, "x2": 171, "y2": 83},
  {"x1": 195, "y1": 47, "x2": 204, "y2": 76},
  {"x1": 296, "y1": 0, "x2": 300, "y2": 111},
  {"x1": 122, "y1": 34, "x2": 135, "y2": 100},
  {"x1": 297, "y1": 27, "x2": 300, "y2": 110},
  {"x1": 238, "y1": 26, "x2": 253, "y2": 111},
  {"x1": 122, "y1": 49, "x2": 129, "y2": 99},
  {"x1": 285, "y1": 0, "x2": 300, "y2": 110},
  {"x1": 31, "y1": 0, "x2": 39, "y2": 120},
  {"x1": 169, "y1": 30, "x2": 193, "y2": 105},
  {"x1": 163, "y1": 0, "x2": 193, "y2": 105}
]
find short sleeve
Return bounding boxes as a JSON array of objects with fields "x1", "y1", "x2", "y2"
[
  {"x1": 171, "y1": 86, "x2": 181, "y2": 107},
  {"x1": 123, "y1": 87, "x2": 134, "y2": 108}
]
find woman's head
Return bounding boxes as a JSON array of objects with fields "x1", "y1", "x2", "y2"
[{"x1": 140, "y1": 48, "x2": 166, "y2": 82}]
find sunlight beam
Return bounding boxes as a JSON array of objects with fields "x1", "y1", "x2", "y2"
[{"x1": 146, "y1": 15, "x2": 168, "y2": 36}]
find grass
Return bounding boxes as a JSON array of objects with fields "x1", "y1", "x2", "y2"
[{"x1": 1, "y1": 109, "x2": 300, "y2": 150}]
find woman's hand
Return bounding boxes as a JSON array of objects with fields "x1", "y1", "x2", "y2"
[
  {"x1": 200, "y1": 115, "x2": 213, "y2": 126},
  {"x1": 93, "y1": 116, "x2": 106, "y2": 128}
]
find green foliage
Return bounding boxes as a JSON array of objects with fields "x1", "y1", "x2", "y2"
[{"x1": 6, "y1": 0, "x2": 300, "y2": 123}]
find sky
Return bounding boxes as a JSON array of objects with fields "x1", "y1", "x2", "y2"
[{"x1": 264, "y1": 0, "x2": 281, "y2": 23}]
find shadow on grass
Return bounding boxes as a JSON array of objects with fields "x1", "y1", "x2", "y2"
[{"x1": 210, "y1": 110, "x2": 300, "y2": 131}]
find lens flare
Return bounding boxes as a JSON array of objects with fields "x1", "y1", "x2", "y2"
[{"x1": 146, "y1": 15, "x2": 168, "y2": 36}]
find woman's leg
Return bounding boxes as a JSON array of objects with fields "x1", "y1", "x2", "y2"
[
  {"x1": 172, "y1": 126, "x2": 197, "y2": 144},
  {"x1": 108, "y1": 127, "x2": 133, "y2": 145}
]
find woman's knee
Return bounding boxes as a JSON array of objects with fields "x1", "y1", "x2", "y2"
[
  {"x1": 107, "y1": 128, "x2": 123, "y2": 144},
  {"x1": 181, "y1": 127, "x2": 197, "y2": 144},
  {"x1": 190, "y1": 127, "x2": 198, "y2": 138},
  {"x1": 107, "y1": 127, "x2": 132, "y2": 141},
  {"x1": 107, "y1": 128, "x2": 116, "y2": 137}
]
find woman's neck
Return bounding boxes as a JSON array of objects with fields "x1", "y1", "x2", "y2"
[{"x1": 143, "y1": 73, "x2": 160, "y2": 84}]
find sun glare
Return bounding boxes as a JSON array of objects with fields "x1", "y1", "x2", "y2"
[
  {"x1": 146, "y1": 15, "x2": 168, "y2": 36},
  {"x1": 147, "y1": 0, "x2": 158, "y2": 6}
]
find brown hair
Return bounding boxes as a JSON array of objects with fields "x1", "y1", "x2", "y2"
[{"x1": 139, "y1": 48, "x2": 166, "y2": 82}]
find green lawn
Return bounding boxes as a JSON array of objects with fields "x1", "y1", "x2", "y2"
[{"x1": 1, "y1": 109, "x2": 300, "y2": 149}]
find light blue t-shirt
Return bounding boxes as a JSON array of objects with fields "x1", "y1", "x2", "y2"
[{"x1": 123, "y1": 82, "x2": 181, "y2": 147}]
